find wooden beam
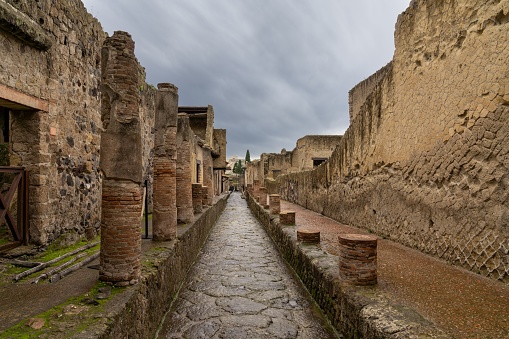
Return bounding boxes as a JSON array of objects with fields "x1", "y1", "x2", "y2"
[{"x1": 0, "y1": 84, "x2": 49, "y2": 111}]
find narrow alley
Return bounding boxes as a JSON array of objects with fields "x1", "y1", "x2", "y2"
[{"x1": 157, "y1": 192, "x2": 336, "y2": 338}]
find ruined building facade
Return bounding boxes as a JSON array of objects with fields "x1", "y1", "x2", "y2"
[
  {"x1": 0, "y1": 0, "x2": 227, "y2": 252},
  {"x1": 245, "y1": 135, "x2": 341, "y2": 185},
  {"x1": 255, "y1": 0, "x2": 509, "y2": 283}
]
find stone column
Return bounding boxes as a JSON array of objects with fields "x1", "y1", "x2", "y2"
[
  {"x1": 201, "y1": 186, "x2": 209, "y2": 207},
  {"x1": 176, "y1": 114, "x2": 194, "y2": 223},
  {"x1": 152, "y1": 83, "x2": 178, "y2": 241},
  {"x1": 253, "y1": 179, "x2": 260, "y2": 199},
  {"x1": 269, "y1": 194, "x2": 280, "y2": 214},
  {"x1": 192, "y1": 183, "x2": 203, "y2": 213},
  {"x1": 259, "y1": 187, "x2": 267, "y2": 206},
  {"x1": 338, "y1": 234, "x2": 378, "y2": 285},
  {"x1": 203, "y1": 152, "x2": 213, "y2": 205},
  {"x1": 99, "y1": 31, "x2": 143, "y2": 285}
]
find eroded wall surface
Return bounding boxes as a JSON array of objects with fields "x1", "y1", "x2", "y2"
[
  {"x1": 277, "y1": 0, "x2": 509, "y2": 282},
  {"x1": 1, "y1": 0, "x2": 105, "y2": 245},
  {"x1": 292, "y1": 135, "x2": 342, "y2": 171},
  {"x1": 0, "y1": 0, "x2": 156, "y2": 245}
]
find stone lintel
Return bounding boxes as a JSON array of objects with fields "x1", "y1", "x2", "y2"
[{"x1": 0, "y1": 84, "x2": 49, "y2": 111}]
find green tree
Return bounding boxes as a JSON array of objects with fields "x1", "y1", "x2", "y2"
[
  {"x1": 245, "y1": 149, "x2": 251, "y2": 163},
  {"x1": 233, "y1": 160, "x2": 243, "y2": 174}
]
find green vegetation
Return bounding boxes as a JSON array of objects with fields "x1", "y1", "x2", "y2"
[
  {"x1": 245, "y1": 149, "x2": 251, "y2": 163},
  {"x1": 232, "y1": 160, "x2": 243, "y2": 174},
  {"x1": 0, "y1": 281, "x2": 125, "y2": 338},
  {"x1": 40, "y1": 237, "x2": 100, "y2": 263}
]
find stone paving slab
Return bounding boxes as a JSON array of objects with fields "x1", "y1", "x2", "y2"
[{"x1": 157, "y1": 192, "x2": 336, "y2": 338}]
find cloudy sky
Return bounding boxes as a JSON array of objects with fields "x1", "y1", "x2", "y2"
[{"x1": 81, "y1": 0, "x2": 410, "y2": 159}]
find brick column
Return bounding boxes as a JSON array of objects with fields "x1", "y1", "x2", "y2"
[
  {"x1": 253, "y1": 179, "x2": 260, "y2": 199},
  {"x1": 279, "y1": 211, "x2": 295, "y2": 225},
  {"x1": 269, "y1": 194, "x2": 280, "y2": 214},
  {"x1": 203, "y1": 152, "x2": 213, "y2": 205},
  {"x1": 99, "y1": 31, "x2": 143, "y2": 285},
  {"x1": 152, "y1": 83, "x2": 178, "y2": 241},
  {"x1": 201, "y1": 186, "x2": 209, "y2": 207},
  {"x1": 176, "y1": 114, "x2": 194, "y2": 223},
  {"x1": 338, "y1": 234, "x2": 378, "y2": 285},
  {"x1": 246, "y1": 184, "x2": 253, "y2": 199},
  {"x1": 100, "y1": 182, "x2": 142, "y2": 284},
  {"x1": 259, "y1": 187, "x2": 267, "y2": 206},
  {"x1": 192, "y1": 183, "x2": 203, "y2": 213},
  {"x1": 297, "y1": 229, "x2": 320, "y2": 243}
]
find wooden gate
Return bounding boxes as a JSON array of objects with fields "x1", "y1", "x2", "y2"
[{"x1": 0, "y1": 167, "x2": 29, "y2": 252}]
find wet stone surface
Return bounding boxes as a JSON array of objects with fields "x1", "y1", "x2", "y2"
[{"x1": 158, "y1": 193, "x2": 335, "y2": 338}]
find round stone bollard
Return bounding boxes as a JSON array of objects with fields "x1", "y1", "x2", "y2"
[
  {"x1": 297, "y1": 229, "x2": 320, "y2": 243},
  {"x1": 269, "y1": 194, "x2": 280, "y2": 214},
  {"x1": 279, "y1": 211, "x2": 296, "y2": 225},
  {"x1": 338, "y1": 234, "x2": 378, "y2": 285}
]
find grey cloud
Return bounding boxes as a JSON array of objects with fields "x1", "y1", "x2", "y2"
[{"x1": 82, "y1": 0, "x2": 409, "y2": 158}]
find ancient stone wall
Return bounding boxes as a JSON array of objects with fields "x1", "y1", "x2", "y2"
[
  {"x1": 292, "y1": 135, "x2": 342, "y2": 171},
  {"x1": 0, "y1": 0, "x2": 157, "y2": 246},
  {"x1": 275, "y1": 0, "x2": 509, "y2": 282},
  {"x1": 212, "y1": 128, "x2": 227, "y2": 169},
  {"x1": 348, "y1": 63, "x2": 392, "y2": 123},
  {"x1": 261, "y1": 151, "x2": 293, "y2": 179},
  {"x1": 246, "y1": 135, "x2": 341, "y2": 185},
  {"x1": 0, "y1": 0, "x2": 105, "y2": 245},
  {"x1": 213, "y1": 129, "x2": 227, "y2": 195}
]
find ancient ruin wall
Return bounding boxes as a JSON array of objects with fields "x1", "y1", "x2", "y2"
[
  {"x1": 212, "y1": 128, "x2": 227, "y2": 169},
  {"x1": 0, "y1": 0, "x2": 157, "y2": 246},
  {"x1": 1, "y1": 0, "x2": 106, "y2": 245},
  {"x1": 292, "y1": 135, "x2": 342, "y2": 171},
  {"x1": 348, "y1": 63, "x2": 392, "y2": 123},
  {"x1": 278, "y1": 0, "x2": 509, "y2": 282}
]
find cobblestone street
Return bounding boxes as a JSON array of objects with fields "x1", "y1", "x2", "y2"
[{"x1": 157, "y1": 193, "x2": 335, "y2": 338}]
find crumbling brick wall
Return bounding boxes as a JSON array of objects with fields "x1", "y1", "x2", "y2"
[{"x1": 277, "y1": 0, "x2": 509, "y2": 282}]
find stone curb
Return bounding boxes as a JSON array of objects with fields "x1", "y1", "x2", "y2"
[{"x1": 247, "y1": 196, "x2": 450, "y2": 338}]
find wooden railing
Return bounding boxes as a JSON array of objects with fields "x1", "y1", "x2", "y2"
[{"x1": 0, "y1": 167, "x2": 28, "y2": 252}]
